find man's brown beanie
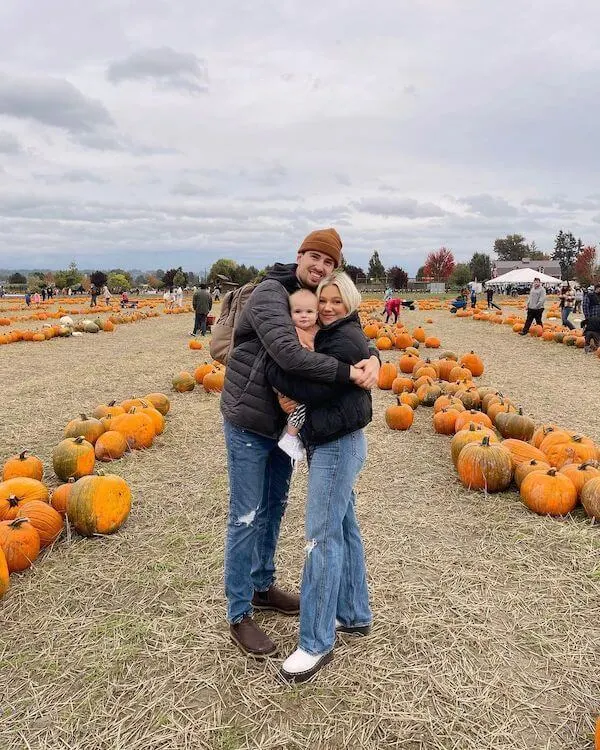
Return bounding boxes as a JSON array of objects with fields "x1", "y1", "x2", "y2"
[{"x1": 298, "y1": 228, "x2": 342, "y2": 267}]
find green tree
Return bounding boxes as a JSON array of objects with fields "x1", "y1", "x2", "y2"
[
  {"x1": 108, "y1": 268, "x2": 133, "y2": 284},
  {"x1": 155, "y1": 269, "x2": 165, "y2": 281},
  {"x1": 450, "y1": 263, "x2": 472, "y2": 288},
  {"x1": 469, "y1": 252, "x2": 492, "y2": 281},
  {"x1": 146, "y1": 274, "x2": 163, "y2": 289},
  {"x1": 552, "y1": 230, "x2": 579, "y2": 281},
  {"x1": 208, "y1": 259, "x2": 238, "y2": 283},
  {"x1": 8, "y1": 272, "x2": 26, "y2": 284},
  {"x1": 231, "y1": 264, "x2": 259, "y2": 285},
  {"x1": 54, "y1": 261, "x2": 83, "y2": 289},
  {"x1": 416, "y1": 266, "x2": 426, "y2": 281},
  {"x1": 387, "y1": 266, "x2": 408, "y2": 289},
  {"x1": 134, "y1": 273, "x2": 149, "y2": 285},
  {"x1": 26, "y1": 272, "x2": 45, "y2": 291},
  {"x1": 173, "y1": 270, "x2": 188, "y2": 288},
  {"x1": 493, "y1": 234, "x2": 529, "y2": 261},
  {"x1": 90, "y1": 271, "x2": 108, "y2": 288},
  {"x1": 107, "y1": 272, "x2": 131, "y2": 292},
  {"x1": 367, "y1": 251, "x2": 385, "y2": 281}
]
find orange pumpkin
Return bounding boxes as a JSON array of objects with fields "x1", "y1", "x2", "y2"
[
  {"x1": 0, "y1": 478, "x2": 49, "y2": 520},
  {"x1": 412, "y1": 327, "x2": 426, "y2": 343},
  {"x1": 502, "y1": 439, "x2": 548, "y2": 468},
  {"x1": 194, "y1": 362, "x2": 214, "y2": 384},
  {"x1": 391, "y1": 376, "x2": 414, "y2": 395},
  {"x1": 454, "y1": 410, "x2": 493, "y2": 432},
  {"x1": 377, "y1": 362, "x2": 397, "y2": 390},
  {"x1": 385, "y1": 400, "x2": 414, "y2": 430},
  {"x1": 64, "y1": 414, "x2": 105, "y2": 445},
  {"x1": 459, "y1": 351, "x2": 484, "y2": 377},
  {"x1": 2, "y1": 450, "x2": 44, "y2": 481},
  {"x1": 189, "y1": 339, "x2": 203, "y2": 350},
  {"x1": 399, "y1": 392, "x2": 420, "y2": 409},
  {"x1": 457, "y1": 436, "x2": 513, "y2": 492},
  {"x1": 16, "y1": 500, "x2": 63, "y2": 548},
  {"x1": 514, "y1": 459, "x2": 551, "y2": 489},
  {"x1": 581, "y1": 477, "x2": 600, "y2": 520},
  {"x1": 94, "y1": 431, "x2": 129, "y2": 461},
  {"x1": 433, "y1": 408, "x2": 461, "y2": 435},
  {"x1": 558, "y1": 461, "x2": 600, "y2": 497},
  {"x1": 542, "y1": 434, "x2": 597, "y2": 468},
  {"x1": 109, "y1": 410, "x2": 155, "y2": 450},
  {"x1": 67, "y1": 474, "x2": 132, "y2": 536},
  {"x1": 203, "y1": 369, "x2": 226, "y2": 393},
  {"x1": 424, "y1": 336, "x2": 441, "y2": 349},
  {"x1": 0, "y1": 547, "x2": 8, "y2": 598},
  {"x1": 0, "y1": 518, "x2": 41, "y2": 572},
  {"x1": 92, "y1": 401, "x2": 125, "y2": 420},
  {"x1": 143, "y1": 392, "x2": 170, "y2": 415},
  {"x1": 450, "y1": 425, "x2": 499, "y2": 468},
  {"x1": 50, "y1": 479, "x2": 75, "y2": 515},
  {"x1": 520, "y1": 468, "x2": 577, "y2": 516}
]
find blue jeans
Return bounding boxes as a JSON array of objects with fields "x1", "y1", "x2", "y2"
[
  {"x1": 300, "y1": 430, "x2": 372, "y2": 655},
  {"x1": 223, "y1": 420, "x2": 292, "y2": 623},
  {"x1": 561, "y1": 307, "x2": 575, "y2": 330}
]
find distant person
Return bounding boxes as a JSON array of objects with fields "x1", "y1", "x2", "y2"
[
  {"x1": 470, "y1": 287, "x2": 477, "y2": 309},
  {"x1": 583, "y1": 283, "x2": 600, "y2": 320},
  {"x1": 25, "y1": 291, "x2": 31, "y2": 306},
  {"x1": 191, "y1": 283, "x2": 213, "y2": 336},
  {"x1": 213, "y1": 285, "x2": 221, "y2": 302},
  {"x1": 384, "y1": 296, "x2": 401, "y2": 323},
  {"x1": 574, "y1": 286, "x2": 583, "y2": 314},
  {"x1": 450, "y1": 290, "x2": 468, "y2": 313},
  {"x1": 120, "y1": 291, "x2": 129, "y2": 308},
  {"x1": 32, "y1": 291, "x2": 41, "y2": 307},
  {"x1": 519, "y1": 278, "x2": 546, "y2": 335},
  {"x1": 102, "y1": 284, "x2": 111, "y2": 306},
  {"x1": 176, "y1": 286, "x2": 184, "y2": 307},
  {"x1": 47, "y1": 286, "x2": 53, "y2": 299},
  {"x1": 559, "y1": 285, "x2": 575, "y2": 330},
  {"x1": 582, "y1": 317, "x2": 600, "y2": 353},
  {"x1": 486, "y1": 285, "x2": 501, "y2": 310},
  {"x1": 90, "y1": 285, "x2": 98, "y2": 307},
  {"x1": 41, "y1": 287, "x2": 47, "y2": 301}
]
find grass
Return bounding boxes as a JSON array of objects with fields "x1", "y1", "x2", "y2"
[{"x1": 0, "y1": 298, "x2": 598, "y2": 749}]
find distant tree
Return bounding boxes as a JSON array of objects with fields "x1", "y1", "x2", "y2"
[
  {"x1": 552, "y1": 230, "x2": 579, "y2": 281},
  {"x1": 134, "y1": 273, "x2": 149, "y2": 285},
  {"x1": 469, "y1": 253, "x2": 492, "y2": 281},
  {"x1": 345, "y1": 264, "x2": 364, "y2": 283},
  {"x1": 232, "y1": 264, "x2": 259, "y2": 285},
  {"x1": 416, "y1": 265, "x2": 426, "y2": 281},
  {"x1": 26, "y1": 273, "x2": 45, "y2": 291},
  {"x1": 208, "y1": 259, "x2": 238, "y2": 284},
  {"x1": 44, "y1": 271, "x2": 55, "y2": 285},
  {"x1": 387, "y1": 266, "x2": 409, "y2": 289},
  {"x1": 54, "y1": 261, "x2": 83, "y2": 289},
  {"x1": 146, "y1": 274, "x2": 163, "y2": 289},
  {"x1": 162, "y1": 267, "x2": 181, "y2": 289},
  {"x1": 8, "y1": 272, "x2": 27, "y2": 284},
  {"x1": 573, "y1": 245, "x2": 597, "y2": 287},
  {"x1": 450, "y1": 263, "x2": 472, "y2": 288},
  {"x1": 155, "y1": 269, "x2": 165, "y2": 281},
  {"x1": 493, "y1": 234, "x2": 529, "y2": 261},
  {"x1": 526, "y1": 240, "x2": 549, "y2": 260},
  {"x1": 109, "y1": 268, "x2": 133, "y2": 284},
  {"x1": 423, "y1": 247, "x2": 455, "y2": 282},
  {"x1": 173, "y1": 270, "x2": 188, "y2": 288},
  {"x1": 186, "y1": 271, "x2": 200, "y2": 286},
  {"x1": 107, "y1": 272, "x2": 131, "y2": 292},
  {"x1": 367, "y1": 251, "x2": 385, "y2": 281},
  {"x1": 89, "y1": 271, "x2": 108, "y2": 288},
  {"x1": 338, "y1": 252, "x2": 347, "y2": 271}
]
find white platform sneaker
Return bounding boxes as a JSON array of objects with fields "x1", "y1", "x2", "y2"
[{"x1": 280, "y1": 647, "x2": 333, "y2": 684}]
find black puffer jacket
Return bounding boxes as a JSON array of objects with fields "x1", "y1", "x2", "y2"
[
  {"x1": 220, "y1": 264, "x2": 352, "y2": 439},
  {"x1": 265, "y1": 312, "x2": 372, "y2": 445}
]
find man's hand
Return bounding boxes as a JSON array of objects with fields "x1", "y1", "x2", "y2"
[
  {"x1": 277, "y1": 394, "x2": 299, "y2": 414},
  {"x1": 350, "y1": 355, "x2": 380, "y2": 389}
]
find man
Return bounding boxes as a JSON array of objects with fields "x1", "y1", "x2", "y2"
[
  {"x1": 384, "y1": 296, "x2": 401, "y2": 323},
  {"x1": 191, "y1": 283, "x2": 212, "y2": 336},
  {"x1": 583, "y1": 283, "x2": 600, "y2": 320},
  {"x1": 486, "y1": 285, "x2": 501, "y2": 311},
  {"x1": 220, "y1": 228, "x2": 380, "y2": 658},
  {"x1": 583, "y1": 316, "x2": 600, "y2": 352},
  {"x1": 519, "y1": 277, "x2": 546, "y2": 335}
]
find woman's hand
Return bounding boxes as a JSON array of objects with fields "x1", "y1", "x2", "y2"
[
  {"x1": 350, "y1": 356, "x2": 380, "y2": 389},
  {"x1": 277, "y1": 394, "x2": 299, "y2": 414}
]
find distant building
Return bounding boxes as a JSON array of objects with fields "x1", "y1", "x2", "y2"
[{"x1": 492, "y1": 258, "x2": 561, "y2": 278}]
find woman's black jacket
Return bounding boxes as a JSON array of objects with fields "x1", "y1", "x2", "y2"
[{"x1": 265, "y1": 311, "x2": 372, "y2": 445}]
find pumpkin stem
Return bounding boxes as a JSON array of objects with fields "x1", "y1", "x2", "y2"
[
  {"x1": 481, "y1": 436, "x2": 490, "y2": 447},
  {"x1": 547, "y1": 468, "x2": 557, "y2": 476},
  {"x1": 73, "y1": 436, "x2": 85, "y2": 444},
  {"x1": 8, "y1": 517, "x2": 29, "y2": 528},
  {"x1": 8, "y1": 494, "x2": 20, "y2": 507},
  {"x1": 18, "y1": 450, "x2": 28, "y2": 460},
  {"x1": 108, "y1": 400, "x2": 117, "y2": 406},
  {"x1": 80, "y1": 413, "x2": 88, "y2": 420}
]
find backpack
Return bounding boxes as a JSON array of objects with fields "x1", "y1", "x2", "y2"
[{"x1": 209, "y1": 282, "x2": 257, "y2": 364}]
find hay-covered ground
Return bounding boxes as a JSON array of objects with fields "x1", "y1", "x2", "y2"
[{"x1": 0, "y1": 301, "x2": 599, "y2": 750}]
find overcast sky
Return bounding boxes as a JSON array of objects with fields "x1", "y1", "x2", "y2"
[{"x1": 1, "y1": 1, "x2": 600, "y2": 273}]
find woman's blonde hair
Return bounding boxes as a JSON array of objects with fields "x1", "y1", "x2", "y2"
[{"x1": 316, "y1": 271, "x2": 362, "y2": 314}]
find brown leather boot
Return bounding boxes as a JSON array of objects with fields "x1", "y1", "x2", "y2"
[
  {"x1": 252, "y1": 585, "x2": 300, "y2": 615},
  {"x1": 229, "y1": 616, "x2": 278, "y2": 658}
]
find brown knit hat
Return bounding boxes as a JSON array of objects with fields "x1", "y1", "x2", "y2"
[{"x1": 298, "y1": 228, "x2": 342, "y2": 267}]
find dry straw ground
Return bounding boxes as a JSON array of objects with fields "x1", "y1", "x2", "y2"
[{"x1": 0, "y1": 301, "x2": 599, "y2": 750}]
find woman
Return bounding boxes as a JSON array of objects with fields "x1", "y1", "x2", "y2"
[
  {"x1": 559, "y1": 285, "x2": 575, "y2": 330},
  {"x1": 102, "y1": 284, "x2": 111, "y2": 307},
  {"x1": 266, "y1": 271, "x2": 373, "y2": 683}
]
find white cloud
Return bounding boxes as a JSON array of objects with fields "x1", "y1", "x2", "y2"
[{"x1": 1, "y1": 0, "x2": 600, "y2": 271}]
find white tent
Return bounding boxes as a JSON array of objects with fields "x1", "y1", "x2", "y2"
[{"x1": 485, "y1": 268, "x2": 562, "y2": 286}]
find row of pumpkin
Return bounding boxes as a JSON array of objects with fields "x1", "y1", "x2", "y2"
[
  {"x1": 381, "y1": 351, "x2": 599, "y2": 521},
  {"x1": 0, "y1": 310, "x2": 162, "y2": 346},
  {"x1": 173, "y1": 361, "x2": 226, "y2": 393},
  {"x1": 0, "y1": 391, "x2": 172, "y2": 598}
]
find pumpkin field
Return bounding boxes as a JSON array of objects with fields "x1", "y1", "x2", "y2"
[{"x1": 0, "y1": 295, "x2": 599, "y2": 750}]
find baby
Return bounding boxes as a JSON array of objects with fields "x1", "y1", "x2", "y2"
[{"x1": 277, "y1": 288, "x2": 319, "y2": 461}]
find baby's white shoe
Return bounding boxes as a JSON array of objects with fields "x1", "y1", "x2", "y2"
[{"x1": 278, "y1": 433, "x2": 306, "y2": 462}]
